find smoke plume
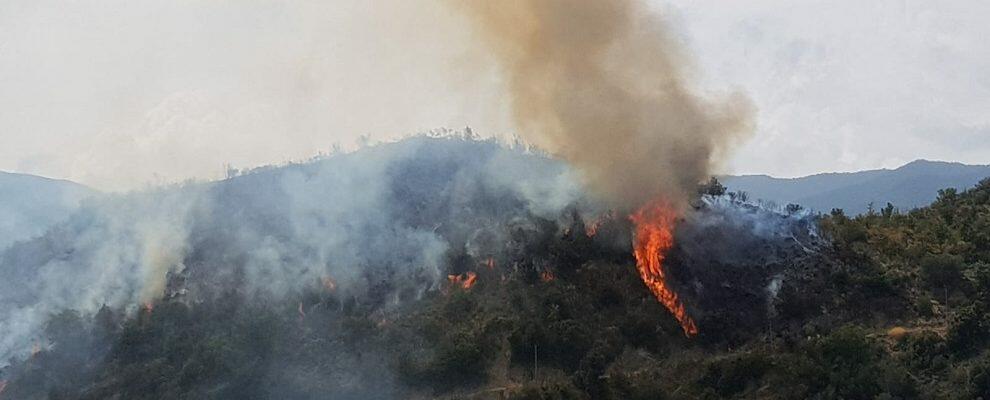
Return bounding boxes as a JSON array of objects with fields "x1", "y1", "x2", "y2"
[
  {"x1": 0, "y1": 136, "x2": 583, "y2": 365},
  {"x1": 450, "y1": 0, "x2": 754, "y2": 210}
]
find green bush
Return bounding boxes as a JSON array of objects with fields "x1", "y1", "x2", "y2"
[
  {"x1": 920, "y1": 253, "x2": 965, "y2": 291},
  {"x1": 508, "y1": 378, "x2": 587, "y2": 400},
  {"x1": 948, "y1": 305, "x2": 990, "y2": 355},
  {"x1": 697, "y1": 352, "x2": 772, "y2": 396}
]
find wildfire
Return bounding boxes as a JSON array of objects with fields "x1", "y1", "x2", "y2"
[
  {"x1": 447, "y1": 271, "x2": 478, "y2": 290},
  {"x1": 484, "y1": 257, "x2": 495, "y2": 270},
  {"x1": 585, "y1": 211, "x2": 615, "y2": 237},
  {"x1": 321, "y1": 276, "x2": 337, "y2": 292},
  {"x1": 540, "y1": 270, "x2": 555, "y2": 282},
  {"x1": 630, "y1": 199, "x2": 698, "y2": 337}
]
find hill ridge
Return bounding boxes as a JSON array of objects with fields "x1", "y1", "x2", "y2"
[{"x1": 722, "y1": 159, "x2": 990, "y2": 214}]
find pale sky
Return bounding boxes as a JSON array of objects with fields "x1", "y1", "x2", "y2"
[{"x1": 1, "y1": 0, "x2": 988, "y2": 190}]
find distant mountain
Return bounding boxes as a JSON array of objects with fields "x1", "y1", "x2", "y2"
[
  {"x1": 722, "y1": 160, "x2": 990, "y2": 215},
  {"x1": 0, "y1": 171, "x2": 96, "y2": 250}
]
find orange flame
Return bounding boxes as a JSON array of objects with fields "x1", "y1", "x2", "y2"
[
  {"x1": 630, "y1": 199, "x2": 698, "y2": 337},
  {"x1": 484, "y1": 257, "x2": 495, "y2": 270},
  {"x1": 585, "y1": 211, "x2": 615, "y2": 237},
  {"x1": 447, "y1": 271, "x2": 478, "y2": 290},
  {"x1": 540, "y1": 270, "x2": 555, "y2": 282},
  {"x1": 321, "y1": 276, "x2": 337, "y2": 292}
]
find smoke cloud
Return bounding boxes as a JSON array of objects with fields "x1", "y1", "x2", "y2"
[
  {"x1": 0, "y1": 136, "x2": 584, "y2": 365},
  {"x1": 449, "y1": 0, "x2": 754, "y2": 209}
]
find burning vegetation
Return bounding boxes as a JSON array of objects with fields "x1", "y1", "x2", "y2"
[
  {"x1": 630, "y1": 199, "x2": 698, "y2": 337},
  {"x1": 0, "y1": 138, "x2": 989, "y2": 399},
  {"x1": 447, "y1": 271, "x2": 478, "y2": 290},
  {"x1": 0, "y1": 0, "x2": 986, "y2": 397}
]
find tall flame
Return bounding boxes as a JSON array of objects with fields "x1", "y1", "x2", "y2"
[{"x1": 630, "y1": 199, "x2": 698, "y2": 337}]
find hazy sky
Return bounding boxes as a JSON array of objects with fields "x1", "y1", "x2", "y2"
[{"x1": 1, "y1": 0, "x2": 988, "y2": 190}]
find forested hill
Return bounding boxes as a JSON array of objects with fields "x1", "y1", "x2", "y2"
[
  {"x1": 723, "y1": 160, "x2": 990, "y2": 215},
  {"x1": 1, "y1": 139, "x2": 989, "y2": 399}
]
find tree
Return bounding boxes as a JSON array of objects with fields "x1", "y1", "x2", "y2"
[
  {"x1": 920, "y1": 254, "x2": 964, "y2": 293},
  {"x1": 700, "y1": 177, "x2": 726, "y2": 197},
  {"x1": 881, "y1": 202, "x2": 896, "y2": 218},
  {"x1": 785, "y1": 203, "x2": 804, "y2": 215}
]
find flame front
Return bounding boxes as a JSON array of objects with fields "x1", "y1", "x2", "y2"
[
  {"x1": 630, "y1": 199, "x2": 698, "y2": 337},
  {"x1": 447, "y1": 272, "x2": 478, "y2": 290}
]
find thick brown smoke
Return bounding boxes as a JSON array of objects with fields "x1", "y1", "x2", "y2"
[{"x1": 450, "y1": 0, "x2": 754, "y2": 210}]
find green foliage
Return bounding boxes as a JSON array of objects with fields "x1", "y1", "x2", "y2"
[
  {"x1": 920, "y1": 253, "x2": 965, "y2": 290},
  {"x1": 971, "y1": 355, "x2": 990, "y2": 398},
  {"x1": 508, "y1": 379, "x2": 586, "y2": 400},
  {"x1": 697, "y1": 352, "x2": 771, "y2": 396},
  {"x1": 948, "y1": 305, "x2": 990, "y2": 355}
]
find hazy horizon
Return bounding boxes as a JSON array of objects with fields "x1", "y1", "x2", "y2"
[
  {"x1": 2, "y1": 0, "x2": 988, "y2": 191},
  {"x1": 5, "y1": 145, "x2": 987, "y2": 193}
]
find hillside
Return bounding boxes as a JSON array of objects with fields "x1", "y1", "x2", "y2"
[
  {"x1": 0, "y1": 172, "x2": 95, "y2": 250},
  {"x1": 1, "y1": 138, "x2": 989, "y2": 399},
  {"x1": 722, "y1": 160, "x2": 990, "y2": 215}
]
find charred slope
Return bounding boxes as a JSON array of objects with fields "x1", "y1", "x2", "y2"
[{"x1": 668, "y1": 199, "x2": 833, "y2": 345}]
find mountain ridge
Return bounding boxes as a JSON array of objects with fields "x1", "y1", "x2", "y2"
[
  {"x1": 0, "y1": 171, "x2": 96, "y2": 250},
  {"x1": 722, "y1": 159, "x2": 990, "y2": 214}
]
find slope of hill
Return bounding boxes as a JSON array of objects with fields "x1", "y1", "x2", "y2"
[
  {"x1": 1, "y1": 139, "x2": 989, "y2": 399},
  {"x1": 722, "y1": 160, "x2": 990, "y2": 214},
  {"x1": 0, "y1": 137, "x2": 834, "y2": 399},
  {"x1": 0, "y1": 172, "x2": 95, "y2": 250}
]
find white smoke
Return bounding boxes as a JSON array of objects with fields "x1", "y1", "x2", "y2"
[{"x1": 0, "y1": 136, "x2": 584, "y2": 365}]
